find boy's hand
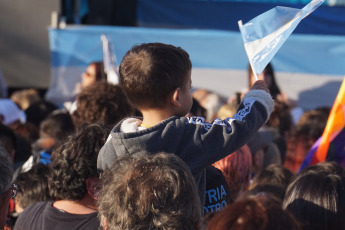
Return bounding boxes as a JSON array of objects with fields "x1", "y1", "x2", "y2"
[{"x1": 250, "y1": 80, "x2": 270, "y2": 93}]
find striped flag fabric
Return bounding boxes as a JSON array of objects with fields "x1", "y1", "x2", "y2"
[
  {"x1": 238, "y1": 0, "x2": 324, "y2": 76},
  {"x1": 299, "y1": 77, "x2": 345, "y2": 170},
  {"x1": 101, "y1": 34, "x2": 120, "y2": 85}
]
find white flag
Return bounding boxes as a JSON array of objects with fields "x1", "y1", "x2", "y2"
[
  {"x1": 101, "y1": 34, "x2": 119, "y2": 85},
  {"x1": 238, "y1": 0, "x2": 324, "y2": 76}
]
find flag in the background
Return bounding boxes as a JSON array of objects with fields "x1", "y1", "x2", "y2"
[
  {"x1": 238, "y1": 0, "x2": 324, "y2": 76},
  {"x1": 299, "y1": 77, "x2": 345, "y2": 170},
  {"x1": 101, "y1": 34, "x2": 119, "y2": 85}
]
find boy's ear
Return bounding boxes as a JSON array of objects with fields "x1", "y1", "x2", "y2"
[{"x1": 171, "y1": 88, "x2": 182, "y2": 107}]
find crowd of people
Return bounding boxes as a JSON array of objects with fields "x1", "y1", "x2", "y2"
[{"x1": 0, "y1": 42, "x2": 340, "y2": 230}]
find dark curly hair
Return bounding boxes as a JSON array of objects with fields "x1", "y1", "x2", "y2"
[
  {"x1": 72, "y1": 82, "x2": 135, "y2": 130},
  {"x1": 98, "y1": 153, "x2": 201, "y2": 230},
  {"x1": 49, "y1": 123, "x2": 109, "y2": 200}
]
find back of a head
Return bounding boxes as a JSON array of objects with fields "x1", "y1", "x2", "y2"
[
  {"x1": 296, "y1": 107, "x2": 330, "y2": 128},
  {"x1": 119, "y1": 42, "x2": 192, "y2": 109},
  {"x1": 72, "y1": 82, "x2": 134, "y2": 129},
  {"x1": 98, "y1": 153, "x2": 201, "y2": 230},
  {"x1": 293, "y1": 107, "x2": 331, "y2": 142},
  {"x1": 244, "y1": 184, "x2": 286, "y2": 201},
  {"x1": 49, "y1": 124, "x2": 109, "y2": 200},
  {"x1": 207, "y1": 194, "x2": 300, "y2": 230},
  {"x1": 267, "y1": 101, "x2": 292, "y2": 137},
  {"x1": 10, "y1": 89, "x2": 41, "y2": 111},
  {"x1": 251, "y1": 164, "x2": 293, "y2": 189},
  {"x1": 40, "y1": 110, "x2": 75, "y2": 143},
  {"x1": 189, "y1": 98, "x2": 207, "y2": 118},
  {"x1": 283, "y1": 162, "x2": 345, "y2": 230},
  {"x1": 25, "y1": 100, "x2": 58, "y2": 128},
  {"x1": 284, "y1": 108, "x2": 331, "y2": 173},
  {"x1": 216, "y1": 103, "x2": 238, "y2": 120},
  {"x1": 15, "y1": 163, "x2": 51, "y2": 211},
  {"x1": 202, "y1": 93, "x2": 225, "y2": 122}
]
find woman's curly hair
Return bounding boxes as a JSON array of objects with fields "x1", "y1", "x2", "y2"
[
  {"x1": 72, "y1": 82, "x2": 135, "y2": 130},
  {"x1": 49, "y1": 123, "x2": 109, "y2": 200}
]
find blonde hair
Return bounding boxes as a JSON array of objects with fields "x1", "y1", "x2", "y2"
[{"x1": 10, "y1": 89, "x2": 40, "y2": 110}]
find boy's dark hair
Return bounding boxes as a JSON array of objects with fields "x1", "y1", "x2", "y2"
[
  {"x1": 98, "y1": 153, "x2": 201, "y2": 230},
  {"x1": 283, "y1": 162, "x2": 345, "y2": 230},
  {"x1": 49, "y1": 124, "x2": 109, "y2": 200},
  {"x1": 72, "y1": 82, "x2": 134, "y2": 129},
  {"x1": 15, "y1": 163, "x2": 51, "y2": 209},
  {"x1": 119, "y1": 42, "x2": 192, "y2": 109}
]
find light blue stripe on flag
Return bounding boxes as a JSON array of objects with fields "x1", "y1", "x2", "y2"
[{"x1": 239, "y1": 0, "x2": 324, "y2": 75}]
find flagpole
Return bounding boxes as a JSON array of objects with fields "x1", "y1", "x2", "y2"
[{"x1": 238, "y1": 20, "x2": 259, "y2": 81}]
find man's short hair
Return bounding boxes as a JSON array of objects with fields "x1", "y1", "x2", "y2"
[
  {"x1": 0, "y1": 143, "x2": 13, "y2": 195},
  {"x1": 119, "y1": 42, "x2": 192, "y2": 109},
  {"x1": 15, "y1": 163, "x2": 51, "y2": 209},
  {"x1": 98, "y1": 153, "x2": 201, "y2": 230},
  {"x1": 49, "y1": 124, "x2": 109, "y2": 200}
]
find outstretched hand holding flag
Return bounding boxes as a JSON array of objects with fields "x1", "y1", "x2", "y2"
[{"x1": 238, "y1": 0, "x2": 324, "y2": 80}]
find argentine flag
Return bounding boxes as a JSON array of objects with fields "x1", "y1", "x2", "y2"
[{"x1": 238, "y1": 0, "x2": 324, "y2": 76}]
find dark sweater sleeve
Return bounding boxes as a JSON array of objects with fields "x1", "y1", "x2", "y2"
[{"x1": 186, "y1": 89, "x2": 274, "y2": 170}]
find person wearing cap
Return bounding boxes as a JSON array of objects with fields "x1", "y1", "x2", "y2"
[{"x1": 0, "y1": 99, "x2": 26, "y2": 127}]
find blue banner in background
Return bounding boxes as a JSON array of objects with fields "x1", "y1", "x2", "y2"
[
  {"x1": 137, "y1": 0, "x2": 345, "y2": 35},
  {"x1": 49, "y1": 26, "x2": 345, "y2": 75},
  {"x1": 47, "y1": 0, "x2": 345, "y2": 109}
]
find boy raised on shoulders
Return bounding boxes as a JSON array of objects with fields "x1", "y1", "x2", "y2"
[{"x1": 97, "y1": 42, "x2": 274, "y2": 208}]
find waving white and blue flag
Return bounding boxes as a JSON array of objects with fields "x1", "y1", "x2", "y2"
[
  {"x1": 101, "y1": 34, "x2": 120, "y2": 85},
  {"x1": 238, "y1": 0, "x2": 324, "y2": 77}
]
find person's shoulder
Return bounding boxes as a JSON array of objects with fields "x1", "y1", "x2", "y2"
[
  {"x1": 22, "y1": 201, "x2": 51, "y2": 213},
  {"x1": 15, "y1": 201, "x2": 52, "y2": 229}
]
